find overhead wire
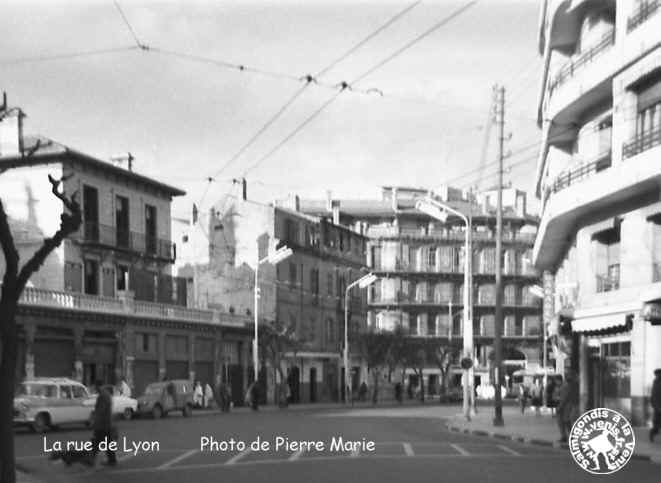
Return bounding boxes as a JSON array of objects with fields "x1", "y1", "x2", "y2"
[{"x1": 113, "y1": 0, "x2": 147, "y2": 49}]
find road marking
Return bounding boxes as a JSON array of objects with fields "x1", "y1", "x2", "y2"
[
  {"x1": 158, "y1": 449, "x2": 198, "y2": 469},
  {"x1": 497, "y1": 445, "x2": 521, "y2": 456},
  {"x1": 289, "y1": 449, "x2": 305, "y2": 461},
  {"x1": 449, "y1": 443, "x2": 470, "y2": 456},
  {"x1": 402, "y1": 443, "x2": 415, "y2": 456},
  {"x1": 118, "y1": 453, "x2": 136, "y2": 462},
  {"x1": 225, "y1": 448, "x2": 251, "y2": 465}
]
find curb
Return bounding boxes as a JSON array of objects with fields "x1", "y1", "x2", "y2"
[{"x1": 446, "y1": 423, "x2": 659, "y2": 463}]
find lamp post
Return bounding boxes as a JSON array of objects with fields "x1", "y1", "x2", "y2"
[
  {"x1": 344, "y1": 272, "x2": 378, "y2": 405},
  {"x1": 415, "y1": 198, "x2": 473, "y2": 420},
  {"x1": 254, "y1": 246, "x2": 293, "y2": 384}
]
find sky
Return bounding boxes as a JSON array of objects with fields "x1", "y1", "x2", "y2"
[{"x1": 1, "y1": 0, "x2": 543, "y2": 220}]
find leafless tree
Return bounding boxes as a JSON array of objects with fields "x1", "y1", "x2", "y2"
[{"x1": 0, "y1": 174, "x2": 81, "y2": 483}]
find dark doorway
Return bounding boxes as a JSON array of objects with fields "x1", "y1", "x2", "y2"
[
  {"x1": 288, "y1": 366, "x2": 300, "y2": 404},
  {"x1": 229, "y1": 364, "x2": 244, "y2": 407},
  {"x1": 309, "y1": 367, "x2": 317, "y2": 403},
  {"x1": 84, "y1": 259, "x2": 99, "y2": 295},
  {"x1": 145, "y1": 204, "x2": 157, "y2": 254}
]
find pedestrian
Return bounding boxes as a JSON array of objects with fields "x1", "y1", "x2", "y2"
[
  {"x1": 247, "y1": 382, "x2": 259, "y2": 410},
  {"x1": 118, "y1": 377, "x2": 131, "y2": 398},
  {"x1": 204, "y1": 382, "x2": 214, "y2": 408},
  {"x1": 89, "y1": 380, "x2": 117, "y2": 467},
  {"x1": 557, "y1": 372, "x2": 579, "y2": 443},
  {"x1": 224, "y1": 384, "x2": 233, "y2": 411},
  {"x1": 546, "y1": 377, "x2": 558, "y2": 415},
  {"x1": 358, "y1": 382, "x2": 368, "y2": 402},
  {"x1": 193, "y1": 380, "x2": 203, "y2": 408},
  {"x1": 650, "y1": 368, "x2": 661, "y2": 442},
  {"x1": 394, "y1": 382, "x2": 403, "y2": 404},
  {"x1": 531, "y1": 379, "x2": 543, "y2": 416},
  {"x1": 518, "y1": 383, "x2": 528, "y2": 414}
]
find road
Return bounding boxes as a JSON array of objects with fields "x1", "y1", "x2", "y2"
[{"x1": 14, "y1": 405, "x2": 658, "y2": 483}]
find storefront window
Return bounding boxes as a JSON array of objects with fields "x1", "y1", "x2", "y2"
[{"x1": 602, "y1": 342, "x2": 631, "y2": 398}]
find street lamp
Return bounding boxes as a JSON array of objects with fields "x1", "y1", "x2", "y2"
[
  {"x1": 416, "y1": 197, "x2": 474, "y2": 420},
  {"x1": 344, "y1": 272, "x2": 378, "y2": 405},
  {"x1": 254, "y1": 245, "x2": 293, "y2": 383}
]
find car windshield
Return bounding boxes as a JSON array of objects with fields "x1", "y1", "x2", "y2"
[
  {"x1": 144, "y1": 384, "x2": 164, "y2": 395},
  {"x1": 16, "y1": 383, "x2": 57, "y2": 398}
]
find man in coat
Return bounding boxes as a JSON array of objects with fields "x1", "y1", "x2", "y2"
[
  {"x1": 90, "y1": 380, "x2": 117, "y2": 467},
  {"x1": 557, "y1": 372, "x2": 579, "y2": 443}
]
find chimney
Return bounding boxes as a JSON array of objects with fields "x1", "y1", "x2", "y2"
[
  {"x1": 242, "y1": 178, "x2": 247, "y2": 201},
  {"x1": 332, "y1": 200, "x2": 340, "y2": 225},
  {"x1": 326, "y1": 190, "x2": 332, "y2": 211},
  {"x1": 391, "y1": 187, "x2": 398, "y2": 212},
  {"x1": 0, "y1": 99, "x2": 24, "y2": 157},
  {"x1": 294, "y1": 194, "x2": 300, "y2": 212}
]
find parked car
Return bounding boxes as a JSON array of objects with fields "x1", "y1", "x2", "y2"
[
  {"x1": 13, "y1": 378, "x2": 95, "y2": 433},
  {"x1": 136, "y1": 380, "x2": 194, "y2": 418},
  {"x1": 88, "y1": 385, "x2": 138, "y2": 420}
]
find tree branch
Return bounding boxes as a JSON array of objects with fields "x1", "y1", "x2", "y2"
[{"x1": 16, "y1": 175, "x2": 81, "y2": 293}]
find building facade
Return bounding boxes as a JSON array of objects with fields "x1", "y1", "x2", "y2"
[
  {"x1": 177, "y1": 192, "x2": 369, "y2": 404},
  {"x1": 300, "y1": 186, "x2": 542, "y2": 396},
  {"x1": 0, "y1": 111, "x2": 253, "y2": 402},
  {"x1": 534, "y1": 0, "x2": 661, "y2": 424}
]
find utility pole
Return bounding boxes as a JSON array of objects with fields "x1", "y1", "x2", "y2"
[{"x1": 493, "y1": 85, "x2": 505, "y2": 427}]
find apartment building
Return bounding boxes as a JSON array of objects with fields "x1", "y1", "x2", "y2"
[
  {"x1": 0, "y1": 109, "x2": 252, "y2": 397},
  {"x1": 534, "y1": 0, "x2": 661, "y2": 424},
  {"x1": 177, "y1": 192, "x2": 369, "y2": 404},
  {"x1": 300, "y1": 186, "x2": 542, "y2": 395}
]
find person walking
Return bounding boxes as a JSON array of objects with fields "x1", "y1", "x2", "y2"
[
  {"x1": 89, "y1": 380, "x2": 117, "y2": 467},
  {"x1": 204, "y1": 383, "x2": 214, "y2": 408},
  {"x1": 531, "y1": 380, "x2": 543, "y2": 416},
  {"x1": 118, "y1": 377, "x2": 131, "y2": 398},
  {"x1": 193, "y1": 381, "x2": 204, "y2": 408},
  {"x1": 518, "y1": 383, "x2": 528, "y2": 414},
  {"x1": 650, "y1": 368, "x2": 661, "y2": 442},
  {"x1": 557, "y1": 372, "x2": 579, "y2": 443}
]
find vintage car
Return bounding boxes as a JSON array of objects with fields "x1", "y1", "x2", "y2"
[
  {"x1": 13, "y1": 378, "x2": 95, "y2": 433},
  {"x1": 136, "y1": 379, "x2": 194, "y2": 418}
]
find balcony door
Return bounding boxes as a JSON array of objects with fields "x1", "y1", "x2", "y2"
[
  {"x1": 83, "y1": 185, "x2": 99, "y2": 241},
  {"x1": 115, "y1": 195, "x2": 130, "y2": 248},
  {"x1": 145, "y1": 204, "x2": 157, "y2": 254}
]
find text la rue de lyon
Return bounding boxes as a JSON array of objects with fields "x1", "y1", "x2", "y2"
[{"x1": 43, "y1": 436, "x2": 159, "y2": 456}]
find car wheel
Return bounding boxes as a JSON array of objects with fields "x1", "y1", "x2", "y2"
[
  {"x1": 152, "y1": 405, "x2": 162, "y2": 419},
  {"x1": 182, "y1": 404, "x2": 192, "y2": 417},
  {"x1": 31, "y1": 413, "x2": 49, "y2": 433},
  {"x1": 123, "y1": 408, "x2": 133, "y2": 420}
]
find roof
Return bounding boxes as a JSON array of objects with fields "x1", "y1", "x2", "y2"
[{"x1": 0, "y1": 135, "x2": 186, "y2": 197}]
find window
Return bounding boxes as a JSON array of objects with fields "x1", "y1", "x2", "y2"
[
  {"x1": 327, "y1": 272, "x2": 334, "y2": 296},
  {"x1": 602, "y1": 342, "x2": 631, "y2": 398},
  {"x1": 428, "y1": 247, "x2": 436, "y2": 270},
  {"x1": 84, "y1": 259, "x2": 99, "y2": 295},
  {"x1": 339, "y1": 232, "x2": 345, "y2": 251},
  {"x1": 310, "y1": 268, "x2": 319, "y2": 303},
  {"x1": 116, "y1": 264, "x2": 129, "y2": 291},
  {"x1": 325, "y1": 318, "x2": 335, "y2": 346},
  {"x1": 285, "y1": 219, "x2": 299, "y2": 245},
  {"x1": 59, "y1": 386, "x2": 73, "y2": 399},
  {"x1": 83, "y1": 185, "x2": 99, "y2": 241},
  {"x1": 145, "y1": 204, "x2": 157, "y2": 254},
  {"x1": 136, "y1": 333, "x2": 157, "y2": 354},
  {"x1": 72, "y1": 385, "x2": 87, "y2": 399},
  {"x1": 115, "y1": 195, "x2": 130, "y2": 248},
  {"x1": 593, "y1": 225, "x2": 620, "y2": 292},
  {"x1": 652, "y1": 215, "x2": 661, "y2": 281},
  {"x1": 288, "y1": 262, "x2": 297, "y2": 286}
]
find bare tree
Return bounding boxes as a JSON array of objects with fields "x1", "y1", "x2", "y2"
[
  {"x1": 431, "y1": 340, "x2": 461, "y2": 403},
  {"x1": 357, "y1": 330, "x2": 395, "y2": 405},
  {"x1": 0, "y1": 175, "x2": 81, "y2": 483}
]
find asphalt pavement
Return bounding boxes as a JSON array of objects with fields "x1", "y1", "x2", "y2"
[{"x1": 14, "y1": 404, "x2": 660, "y2": 483}]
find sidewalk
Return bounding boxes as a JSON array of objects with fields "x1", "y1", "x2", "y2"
[{"x1": 446, "y1": 405, "x2": 661, "y2": 464}]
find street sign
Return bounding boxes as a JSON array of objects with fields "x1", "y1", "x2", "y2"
[{"x1": 460, "y1": 357, "x2": 473, "y2": 369}]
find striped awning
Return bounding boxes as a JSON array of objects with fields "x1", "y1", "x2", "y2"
[{"x1": 572, "y1": 314, "x2": 630, "y2": 334}]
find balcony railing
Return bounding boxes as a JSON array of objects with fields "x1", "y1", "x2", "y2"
[
  {"x1": 549, "y1": 28, "x2": 615, "y2": 92},
  {"x1": 596, "y1": 273, "x2": 620, "y2": 293},
  {"x1": 14, "y1": 285, "x2": 247, "y2": 326},
  {"x1": 76, "y1": 222, "x2": 175, "y2": 261},
  {"x1": 622, "y1": 125, "x2": 661, "y2": 159},
  {"x1": 371, "y1": 228, "x2": 535, "y2": 244},
  {"x1": 627, "y1": 0, "x2": 660, "y2": 32},
  {"x1": 550, "y1": 151, "x2": 612, "y2": 194}
]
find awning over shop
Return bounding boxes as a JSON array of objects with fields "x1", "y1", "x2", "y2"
[{"x1": 572, "y1": 313, "x2": 632, "y2": 334}]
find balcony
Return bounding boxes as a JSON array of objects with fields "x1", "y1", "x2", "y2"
[
  {"x1": 550, "y1": 151, "x2": 612, "y2": 194},
  {"x1": 15, "y1": 285, "x2": 248, "y2": 327},
  {"x1": 622, "y1": 125, "x2": 661, "y2": 160},
  {"x1": 549, "y1": 29, "x2": 615, "y2": 93},
  {"x1": 627, "y1": 0, "x2": 660, "y2": 32},
  {"x1": 76, "y1": 222, "x2": 176, "y2": 262},
  {"x1": 596, "y1": 272, "x2": 620, "y2": 293}
]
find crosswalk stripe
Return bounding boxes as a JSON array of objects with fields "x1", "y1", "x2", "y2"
[
  {"x1": 449, "y1": 443, "x2": 470, "y2": 456},
  {"x1": 289, "y1": 449, "x2": 305, "y2": 461},
  {"x1": 497, "y1": 445, "x2": 521, "y2": 456},
  {"x1": 225, "y1": 449, "x2": 251, "y2": 465},
  {"x1": 402, "y1": 443, "x2": 415, "y2": 456},
  {"x1": 158, "y1": 449, "x2": 198, "y2": 469}
]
